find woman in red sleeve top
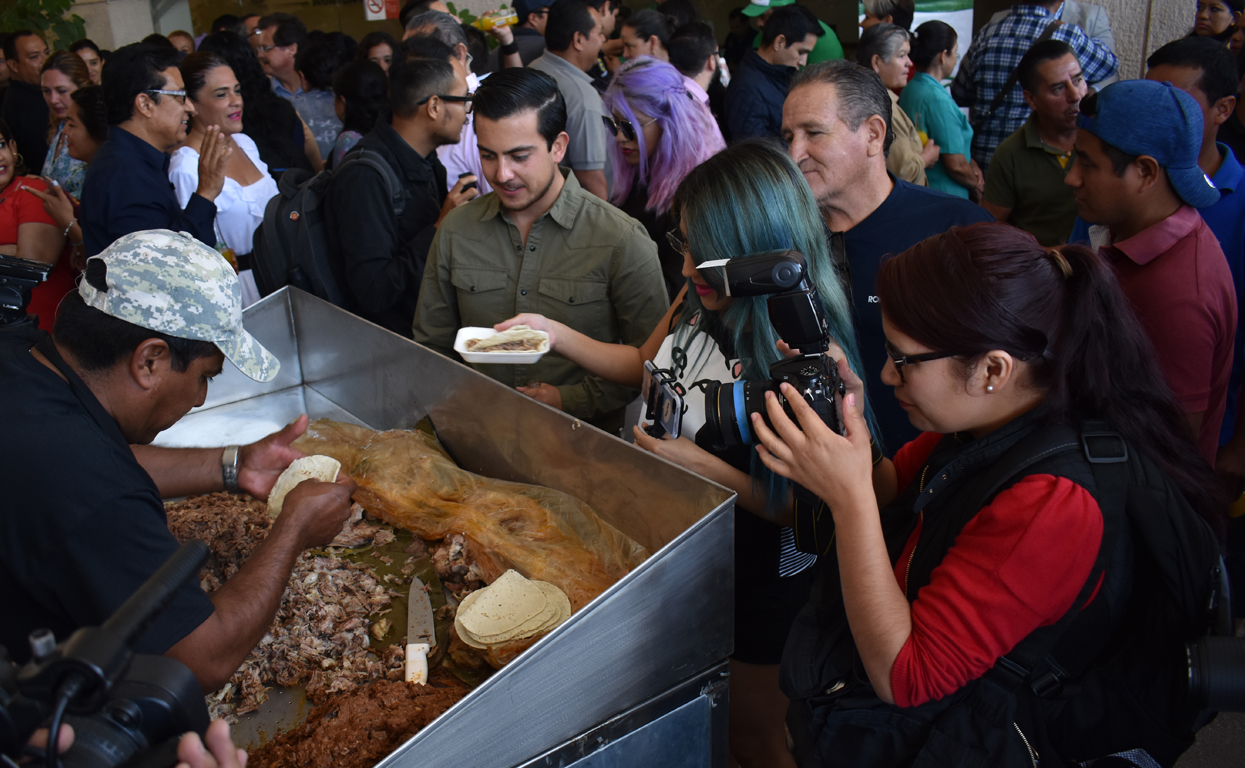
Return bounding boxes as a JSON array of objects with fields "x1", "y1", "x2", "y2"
[{"x1": 749, "y1": 223, "x2": 1223, "y2": 766}]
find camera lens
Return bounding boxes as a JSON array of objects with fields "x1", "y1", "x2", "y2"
[
  {"x1": 703, "y1": 381, "x2": 742, "y2": 447},
  {"x1": 1187, "y1": 637, "x2": 1245, "y2": 712},
  {"x1": 703, "y1": 381, "x2": 777, "y2": 447}
]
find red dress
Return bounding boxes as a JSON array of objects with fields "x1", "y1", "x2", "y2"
[{"x1": 0, "y1": 176, "x2": 77, "y2": 331}]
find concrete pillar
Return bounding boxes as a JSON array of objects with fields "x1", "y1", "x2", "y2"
[
  {"x1": 152, "y1": 0, "x2": 194, "y2": 36},
  {"x1": 70, "y1": 0, "x2": 155, "y2": 49}
]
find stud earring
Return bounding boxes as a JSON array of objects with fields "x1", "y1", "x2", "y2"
[{"x1": 986, "y1": 385, "x2": 994, "y2": 392}]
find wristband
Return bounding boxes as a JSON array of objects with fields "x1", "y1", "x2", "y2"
[
  {"x1": 221, "y1": 445, "x2": 241, "y2": 493},
  {"x1": 500, "y1": 40, "x2": 520, "y2": 56}
]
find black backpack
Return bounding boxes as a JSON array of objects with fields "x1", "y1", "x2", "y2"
[
  {"x1": 783, "y1": 421, "x2": 1230, "y2": 767},
  {"x1": 250, "y1": 149, "x2": 407, "y2": 306}
]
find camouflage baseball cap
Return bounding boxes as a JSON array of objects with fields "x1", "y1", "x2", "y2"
[{"x1": 79, "y1": 229, "x2": 280, "y2": 382}]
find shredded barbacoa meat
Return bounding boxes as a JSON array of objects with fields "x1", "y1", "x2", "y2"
[
  {"x1": 430, "y1": 533, "x2": 486, "y2": 602},
  {"x1": 246, "y1": 673, "x2": 470, "y2": 768},
  {"x1": 166, "y1": 493, "x2": 404, "y2": 722}
]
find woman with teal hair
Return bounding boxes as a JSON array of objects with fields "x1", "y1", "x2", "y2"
[{"x1": 498, "y1": 139, "x2": 878, "y2": 768}]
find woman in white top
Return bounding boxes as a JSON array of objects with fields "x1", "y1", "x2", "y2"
[{"x1": 170, "y1": 52, "x2": 278, "y2": 263}]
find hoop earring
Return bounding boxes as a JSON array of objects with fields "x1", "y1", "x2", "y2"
[{"x1": 13, "y1": 152, "x2": 23, "y2": 167}]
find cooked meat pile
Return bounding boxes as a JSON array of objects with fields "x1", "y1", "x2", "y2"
[
  {"x1": 166, "y1": 494, "x2": 404, "y2": 721},
  {"x1": 166, "y1": 493, "x2": 269, "y2": 590},
  {"x1": 246, "y1": 673, "x2": 470, "y2": 768},
  {"x1": 431, "y1": 533, "x2": 485, "y2": 602}
]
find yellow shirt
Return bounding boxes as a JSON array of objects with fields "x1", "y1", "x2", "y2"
[{"x1": 888, "y1": 90, "x2": 928, "y2": 187}]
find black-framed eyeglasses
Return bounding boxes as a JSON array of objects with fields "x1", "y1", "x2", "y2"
[
  {"x1": 417, "y1": 93, "x2": 474, "y2": 114},
  {"x1": 145, "y1": 88, "x2": 187, "y2": 105},
  {"x1": 885, "y1": 342, "x2": 965, "y2": 383},
  {"x1": 666, "y1": 227, "x2": 689, "y2": 255},
  {"x1": 602, "y1": 114, "x2": 656, "y2": 142}
]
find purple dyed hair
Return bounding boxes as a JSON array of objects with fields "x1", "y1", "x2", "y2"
[{"x1": 603, "y1": 56, "x2": 724, "y2": 214}]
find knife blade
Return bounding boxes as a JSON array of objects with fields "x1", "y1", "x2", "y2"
[{"x1": 405, "y1": 575, "x2": 436, "y2": 685}]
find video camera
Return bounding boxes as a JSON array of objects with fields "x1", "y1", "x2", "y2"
[
  {"x1": 696, "y1": 249, "x2": 846, "y2": 449},
  {"x1": 0, "y1": 254, "x2": 52, "y2": 329},
  {"x1": 0, "y1": 541, "x2": 211, "y2": 768}
]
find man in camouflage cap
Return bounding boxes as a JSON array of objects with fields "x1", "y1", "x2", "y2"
[
  {"x1": 79, "y1": 228, "x2": 280, "y2": 387},
  {"x1": 0, "y1": 230, "x2": 357, "y2": 692}
]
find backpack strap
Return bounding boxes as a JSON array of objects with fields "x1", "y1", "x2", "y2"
[
  {"x1": 990, "y1": 420, "x2": 1128, "y2": 697},
  {"x1": 976, "y1": 19, "x2": 1062, "y2": 126},
  {"x1": 340, "y1": 149, "x2": 410, "y2": 217},
  {"x1": 949, "y1": 422, "x2": 1081, "y2": 519}
]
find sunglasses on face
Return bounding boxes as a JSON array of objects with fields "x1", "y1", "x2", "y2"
[
  {"x1": 884, "y1": 342, "x2": 965, "y2": 383},
  {"x1": 602, "y1": 114, "x2": 656, "y2": 142}
]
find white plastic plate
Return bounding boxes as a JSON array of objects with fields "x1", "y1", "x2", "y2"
[{"x1": 453, "y1": 326, "x2": 550, "y2": 364}]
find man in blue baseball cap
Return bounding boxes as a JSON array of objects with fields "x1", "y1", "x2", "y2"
[{"x1": 1066, "y1": 79, "x2": 1237, "y2": 466}]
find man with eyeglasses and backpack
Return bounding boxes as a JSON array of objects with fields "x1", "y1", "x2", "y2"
[
  {"x1": 323, "y1": 56, "x2": 478, "y2": 337},
  {"x1": 81, "y1": 43, "x2": 231, "y2": 256}
]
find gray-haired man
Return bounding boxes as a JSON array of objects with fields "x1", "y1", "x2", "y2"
[
  {"x1": 782, "y1": 60, "x2": 992, "y2": 450},
  {"x1": 0, "y1": 230, "x2": 355, "y2": 692}
]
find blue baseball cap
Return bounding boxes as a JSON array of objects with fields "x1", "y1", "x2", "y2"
[{"x1": 1076, "y1": 79, "x2": 1219, "y2": 209}]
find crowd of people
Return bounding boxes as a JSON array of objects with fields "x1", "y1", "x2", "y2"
[{"x1": 2, "y1": 1, "x2": 1245, "y2": 766}]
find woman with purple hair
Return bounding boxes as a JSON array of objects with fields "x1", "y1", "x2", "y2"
[{"x1": 604, "y1": 56, "x2": 725, "y2": 299}]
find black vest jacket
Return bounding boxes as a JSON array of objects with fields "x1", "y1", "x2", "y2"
[{"x1": 781, "y1": 411, "x2": 1112, "y2": 768}]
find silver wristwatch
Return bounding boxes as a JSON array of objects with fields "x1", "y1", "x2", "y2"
[{"x1": 221, "y1": 445, "x2": 241, "y2": 493}]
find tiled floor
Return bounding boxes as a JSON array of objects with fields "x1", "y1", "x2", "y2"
[{"x1": 1175, "y1": 712, "x2": 1245, "y2": 767}]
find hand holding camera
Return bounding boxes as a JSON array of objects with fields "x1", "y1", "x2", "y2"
[{"x1": 751, "y1": 384, "x2": 876, "y2": 516}]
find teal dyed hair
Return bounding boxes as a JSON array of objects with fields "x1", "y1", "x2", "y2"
[{"x1": 670, "y1": 139, "x2": 879, "y2": 511}]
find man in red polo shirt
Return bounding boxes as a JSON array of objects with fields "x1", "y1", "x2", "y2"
[{"x1": 1065, "y1": 79, "x2": 1235, "y2": 465}]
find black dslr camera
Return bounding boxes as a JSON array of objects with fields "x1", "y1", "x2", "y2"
[
  {"x1": 1, "y1": 541, "x2": 211, "y2": 768},
  {"x1": 699, "y1": 250, "x2": 846, "y2": 448},
  {"x1": 0, "y1": 254, "x2": 52, "y2": 329}
]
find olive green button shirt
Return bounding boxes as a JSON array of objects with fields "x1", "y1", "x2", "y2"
[
  {"x1": 982, "y1": 115, "x2": 1079, "y2": 246},
  {"x1": 412, "y1": 169, "x2": 668, "y2": 423}
]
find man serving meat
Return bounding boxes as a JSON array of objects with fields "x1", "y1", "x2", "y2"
[{"x1": 0, "y1": 229, "x2": 356, "y2": 692}]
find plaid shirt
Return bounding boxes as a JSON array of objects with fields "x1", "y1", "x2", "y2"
[{"x1": 951, "y1": 4, "x2": 1117, "y2": 170}]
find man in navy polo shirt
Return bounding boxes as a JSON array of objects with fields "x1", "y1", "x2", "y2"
[
  {"x1": 81, "y1": 43, "x2": 230, "y2": 256},
  {"x1": 783, "y1": 60, "x2": 993, "y2": 451}
]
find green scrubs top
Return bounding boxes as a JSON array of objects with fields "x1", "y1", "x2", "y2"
[{"x1": 899, "y1": 72, "x2": 975, "y2": 198}]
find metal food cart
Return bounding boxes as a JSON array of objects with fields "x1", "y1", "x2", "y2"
[{"x1": 154, "y1": 288, "x2": 736, "y2": 768}]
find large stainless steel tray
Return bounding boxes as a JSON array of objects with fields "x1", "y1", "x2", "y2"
[{"x1": 154, "y1": 288, "x2": 735, "y2": 768}]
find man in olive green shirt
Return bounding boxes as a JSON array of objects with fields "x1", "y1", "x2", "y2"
[
  {"x1": 412, "y1": 68, "x2": 667, "y2": 430},
  {"x1": 982, "y1": 41, "x2": 1087, "y2": 246}
]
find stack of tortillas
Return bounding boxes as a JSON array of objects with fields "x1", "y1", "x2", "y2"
[
  {"x1": 267, "y1": 455, "x2": 342, "y2": 517},
  {"x1": 454, "y1": 569, "x2": 572, "y2": 649}
]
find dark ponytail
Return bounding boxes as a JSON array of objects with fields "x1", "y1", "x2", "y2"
[
  {"x1": 876, "y1": 223, "x2": 1225, "y2": 536},
  {"x1": 332, "y1": 61, "x2": 389, "y2": 136},
  {"x1": 910, "y1": 19, "x2": 957, "y2": 71},
  {"x1": 625, "y1": 9, "x2": 674, "y2": 52}
]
